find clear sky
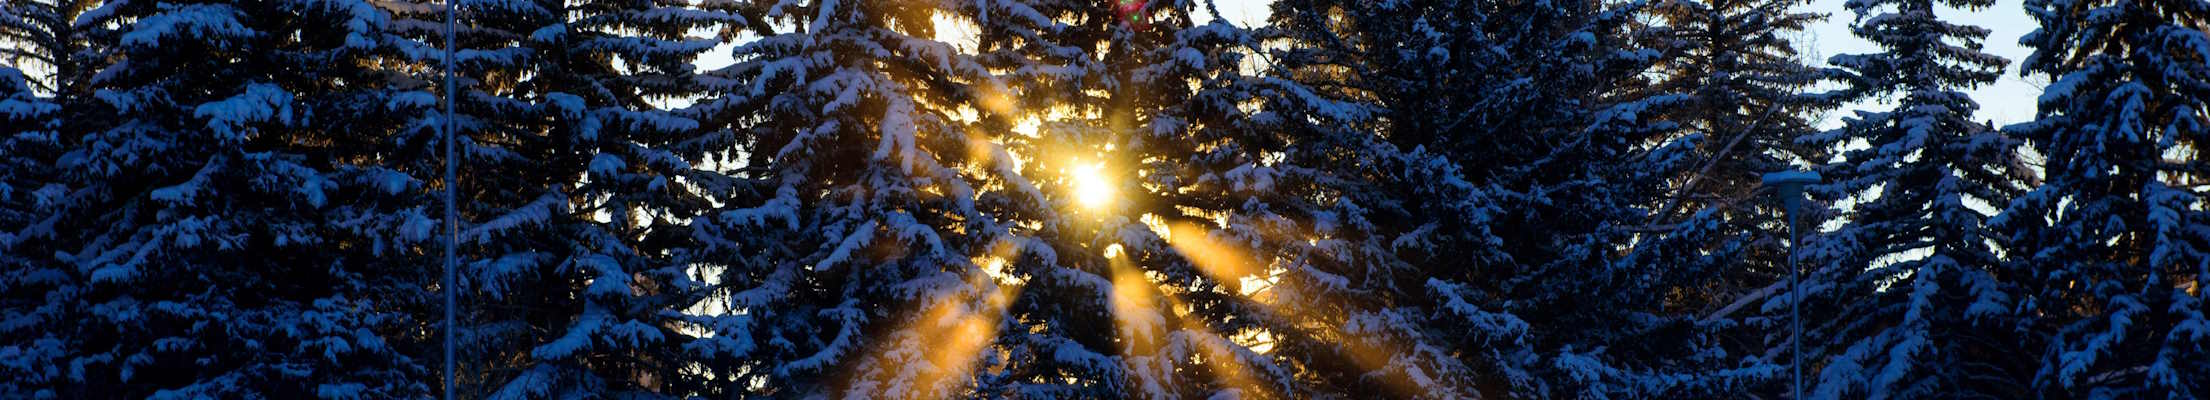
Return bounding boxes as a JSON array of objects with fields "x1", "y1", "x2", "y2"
[{"x1": 1802, "y1": 0, "x2": 2044, "y2": 127}]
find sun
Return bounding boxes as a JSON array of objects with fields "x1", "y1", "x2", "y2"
[{"x1": 1072, "y1": 160, "x2": 1115, "y2": 210}]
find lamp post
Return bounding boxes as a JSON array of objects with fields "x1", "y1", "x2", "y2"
[{"x1": 1762, "y1": 170, "x2": 1819, "y2": 400}]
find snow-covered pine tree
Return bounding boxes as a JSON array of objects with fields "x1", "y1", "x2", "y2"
[
  {"x1": 0, "y1": 0, "x2": 86, "y2": 233},
  {"x1": 2, "y1": 3, "x2": 93, "y2": 397},
  {"x1": 970, "y1": 0, "x2": 1496, "y2": 397},
  {"x1": 1790, "y1": 0, "x2": 2036, "y2": 395},
  {"x1": 1629, "y1": 0, "x2": 1836, "y2": 393},
  {"x1": 0, "y1": 0, "x2": 62, "y2": 288},
  {"x1": 968, "y1": 1, "x2": 1300, "y2": 397},
  {"x1": 380, "y1": 0, "x2": 728, "y2": 396},
  {"x1": 0, "y1": 0, "x2": 87, "y2": 262},
  {"x1": 0, "y1": 65, "x2": 67, "y2": 397},
  {"x1": 940, "y1": 2, "x2": 1142, "y2": 398},
  {"x1": 1268, "y1": 0, "x2": 1775, "y2": 396},
  {"x1": 17, "y1": 0, "x2": 435, "y2": 397},
  {"x1": 1993, "y1": 0, "x2": 2210, "y2": 395},
  {"x1": 0, "y1": 0, "x2": 94, "y2": 258},
  {"x1": 676, "y1": 0, "x2": 1047, "y2": 397},
  {"x1": 1257, "y1": 1, "x2": 1550, "y2": 398}
]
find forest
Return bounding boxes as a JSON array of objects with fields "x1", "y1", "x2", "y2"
[{"x1": 0, "y1": 0, "x2": 2206, "y2": 398}]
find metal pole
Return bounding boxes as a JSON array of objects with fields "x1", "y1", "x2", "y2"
[
  {"x1": 1788, "y1": 205, "x2": 1802, "y2": 400},
  {"x1": 442, "y1": 0, "x2": 458, "y2": 398},
  {"x1": 1762, "y1": 170, "x2": 1817, "y2": 400}
]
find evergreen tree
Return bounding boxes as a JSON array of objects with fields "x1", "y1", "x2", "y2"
[
  {"x1": 1791, "y1": 0, "x2": 2036, "y2": 394},
  {"x1": 0, "y1": 0, "x2": 2201, "y2": 397},
  {"x1": 1994, "y1": 0, "x2": 2210, "y2": 395},
  {"x1": 381, "y1": 0, "x2": 729, "y2": 396},
  {"x1": 0, "y1": 0, "x2": 86, "y2": 273},
  {"x1": 1260, "y1": 1, "x2": 1541, "y2": 398},
  {"x1": 1630, "y1": 0, "x2": 1836, "y2": 393},
  {"x1": 988, "y1": 2, "x2": 1324, "y2": 397},
  {"x1": 0, "y1": 0, "x2": 95, "y2": 252},
  {"x1": 977, "y1": 0, "x2": 1516, "y2": 397},
  {"x1": 10, "y1": 0, "x2": 436, "y2": 397},
  {"x1": 1270, "y1": 0, "x2": 1782, "y2": 396},
  {"x1": 677, "y1": 0, "x2": 1045, "y2": 397},
  {"x1": 0, "y1": 65, "x2": 66, "y2": 399},
  {"x1": 945, "y1": 1, "x2": 1138, "y2": 397},
  {"x1": 3, "y1": 3, "x2": 93, "y2": 397}
]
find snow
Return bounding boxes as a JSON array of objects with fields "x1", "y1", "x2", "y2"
[
  {"x1": 195, "y1": 84, "x2": 296, "y2": 142},
  {"x1": 2, "y1": 0, "x2": 2203, "y2": 397},
  {"x1": 118, "y1": 3, "x2": 253, "y2": 48}
]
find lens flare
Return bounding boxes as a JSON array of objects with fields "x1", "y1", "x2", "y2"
[{"x1": 1072, "y1": 161, "x2": 1114, "y2": 210}]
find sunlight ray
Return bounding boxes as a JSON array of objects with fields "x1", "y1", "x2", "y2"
[
  {"x1": 1159, "y1": 221, "x2": 1264, "y2": 293},
  {"x1": 1150, "y1": 221, "x2": 1461, "y2": 397},
  {"x1": 1108, "y1": 249, "x2": 1180, "y2": 396},
  {"x1": 836, "y1": 266, "x2": 1020, "y2": 399},
  {"x1": 1155, "y1": 284, "x2": 1286, "y2": 399}
]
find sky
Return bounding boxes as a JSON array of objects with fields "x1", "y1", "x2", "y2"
[
  {"x1": 1196, "y1": 0, "x2": 2045, "y2": 127},
  {"x1": 1801, "y1": 0, "x2": 2045, "y2": 127}
]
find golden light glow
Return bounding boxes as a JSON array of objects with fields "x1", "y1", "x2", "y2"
[
  {"x1": 1072, "y1": 161, "x2": 1116, "y2": 210},
  {"x1": 1146, "y1": 220, "x2": 1444, "y2": 397},
  {"x1": 1161, "y1": 221, "x2": 1262, "y2": 289},
  {"x1": 1109, "y1": 254, "x2": 1166, "y2": 350},
  {"x1": 978, "y1": 90, "x2": 1016, "y2": 116},
  {"x1": 1099, "y1": 222, "x2": 1287, "y2": 397},
  {"x1": 919, "y1": 287, "x2": 1013, "y2": 398},
  {"x1": 1154, "y1": 282, "x2": 1285, "y2": 399},
  {"x1": 974, "y1": 238, "x2": 1025, "y2": 286},
  {"x1": 839, "y1": 284, "x2": 1017, "y2": 399},
  {"x1": 837, "y1": 238, "x2": 1024, "y2": 398}
]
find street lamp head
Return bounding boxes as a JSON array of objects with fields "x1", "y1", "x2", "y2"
[
  {"x1": 1762, "y1": 170, "x2": 1821, "y2": 213},
  {"x1": 1760, "y1": 170, "x2": 1821, "y2": 187}
]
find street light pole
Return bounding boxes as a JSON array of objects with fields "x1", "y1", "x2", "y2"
[
  {"x1": 1762, "y1": 170, "x2": 1819, "y2": 399},
  {"x1": 441, "y1": 1, "x2": 459, "y2": 398}
]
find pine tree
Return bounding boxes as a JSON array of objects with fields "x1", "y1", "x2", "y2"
[
  {"x1": 0, "y1": 1, "x2": 64, "y2": 289},
  {"x1": 2, "y1": 3, "x2": 93, "y2": 397},
  {"x1": 1791, "y1": 0, "x2": 2036, "y2": 394},
  {"x1": 0, "y1": 65, "x2": 67, "y2": 399},
  {"x1": 989, "y1": 3, "x2": 1318, "y2": 397},
  {"x1": 1269, "y1": 0, "x2": 1783, "y2": 396},
  {"x1": 1994, "y1": 0, "x2": 2210, "y2": 395},
  {"x1": 13, "y1": 0, "x2": 436, "y2": 397},
  {"x1": 0, "y1": 0, "x2": 95, "y2": 252},
  {"x1": 1260, "y1": 2, "x2": 1545, "y2": 398},
  {"x1": 969, "y1": 0, "x2": 1518, "y2": 397},
  {"x1": 940, "y1": 2, "x2": 1139, "y2": 397},
  {"x1": 1628, "y1": 0, "x2": 1838, "y2": 394},
  {"x1": 380, "y1": 0, "x2": 729, "y2": 396},
  {"x1": 0, "y1": 0, "x2": 88, "y2": 263},
  {"x1": 676, "y1": 0, "x2": 1045, "y2": 397}
]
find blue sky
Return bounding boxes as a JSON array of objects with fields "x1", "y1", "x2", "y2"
[{"x1": 1200, "y1": 0, "x2": 2045, "y2": 127}]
